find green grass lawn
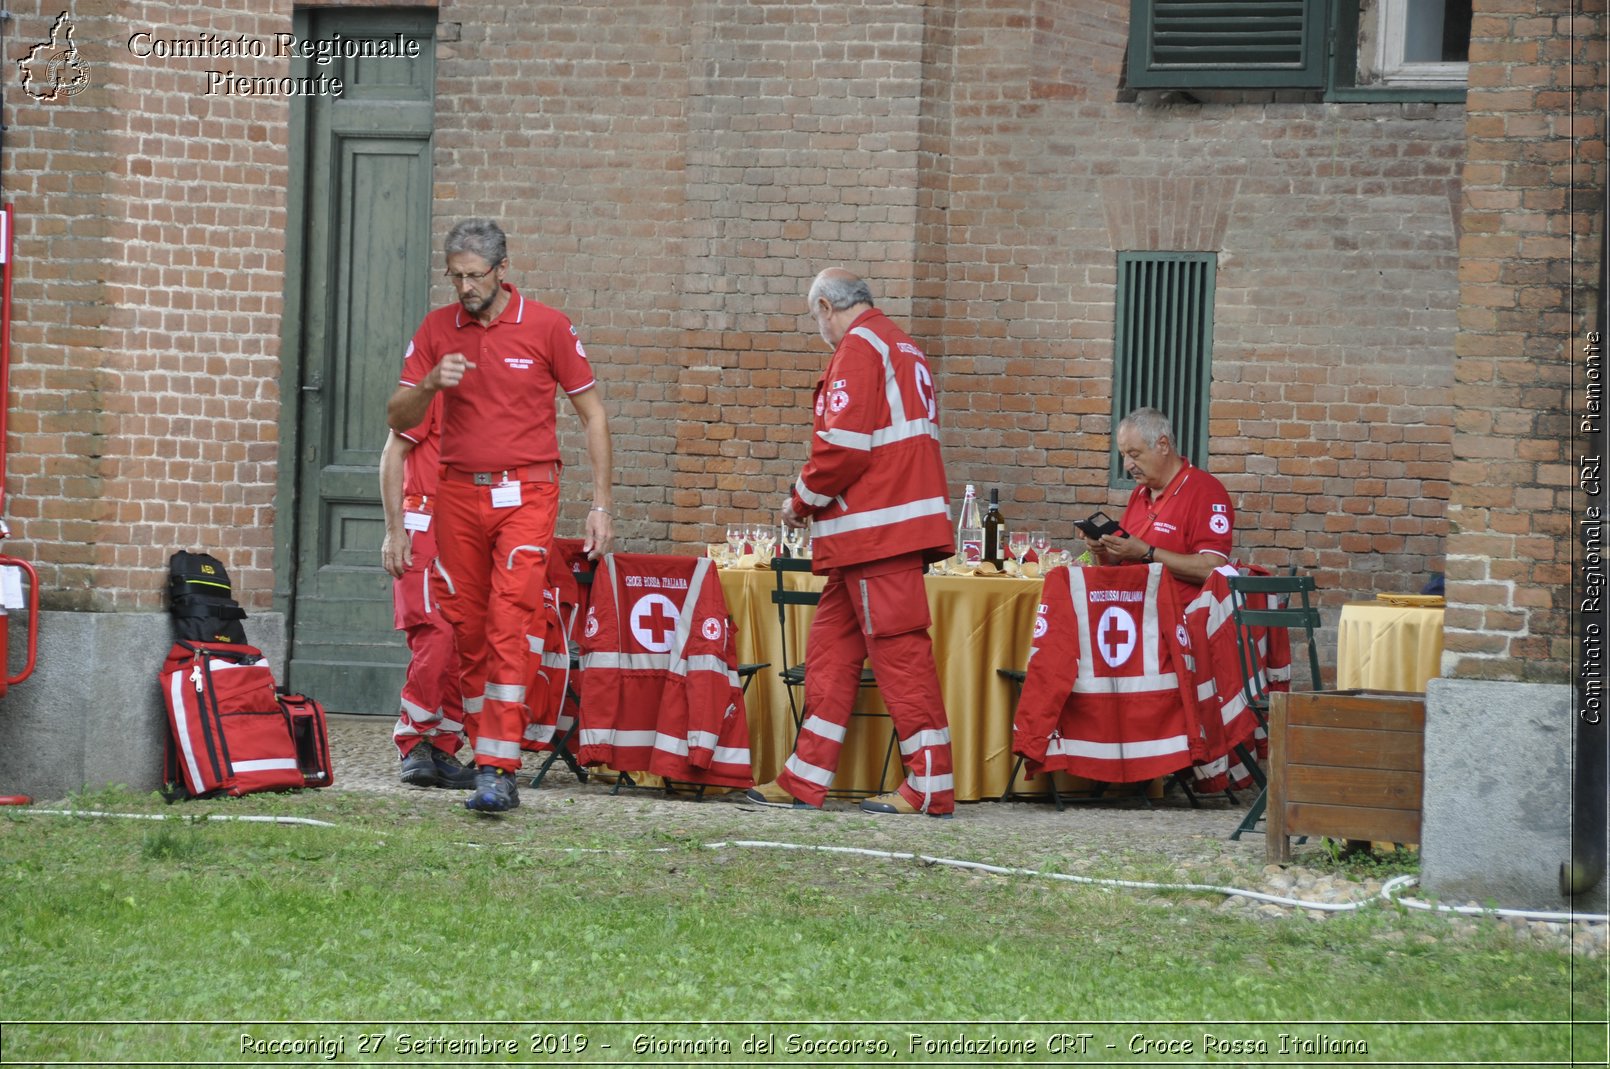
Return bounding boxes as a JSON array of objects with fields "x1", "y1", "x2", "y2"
[{"x1": 0, "y1": 788, "x2": 1603, "y2": 1066}]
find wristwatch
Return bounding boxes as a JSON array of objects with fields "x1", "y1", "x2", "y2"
[{"x1": 1143, "y1": 544, "x2": 1156, "y2": 564}]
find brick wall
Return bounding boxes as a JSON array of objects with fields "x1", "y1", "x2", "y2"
[
  {"x1": 5, "y1": 2, "x2": 292, "y2": 612},
  {"x1": 428, "y1": 0, "x2": 1466, "y2": 623},
  {"x1": 7, "y1": 0, "x2": 1578, "y2": 685},
  {"x1": 1442, "y1": 0, "x2": 1605, "y2": 682}
]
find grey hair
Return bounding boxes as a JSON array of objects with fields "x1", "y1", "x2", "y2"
[
  {"x1": 444, "y1": 219, "x2": 508, "y2": 268},
  {"x1": 1118, "y1": 407, "x2": 1175, "y2": 451},
  {"x1": 808, "y1": 271, "x2": 874, "y2": 312}
]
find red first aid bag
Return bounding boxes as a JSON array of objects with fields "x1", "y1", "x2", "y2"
[{"x1": 161, "y1": 640, "x2": 307, "y2": 798}]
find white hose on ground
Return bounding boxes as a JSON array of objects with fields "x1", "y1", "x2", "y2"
[{"x1": 13, "y1": 810, "x2": 1605, "y2": 923}]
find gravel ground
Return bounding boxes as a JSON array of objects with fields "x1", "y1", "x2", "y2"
[{"x1": 328, "y1": 714, "x2": 1608, "y2": 958}]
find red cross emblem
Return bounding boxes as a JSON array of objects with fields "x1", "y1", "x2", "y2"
[
  {"x1": 630, "y1": 593, "x2": 680, "y2": 653},
  {"x1": 1096, "y1": 606, "x2": 1136, "y2": 669}
]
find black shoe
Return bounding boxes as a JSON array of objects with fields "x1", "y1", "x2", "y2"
[
  {"x1": 429, "y1": 747, "x2": 479, "y2": 790},
  {"x1": 399, "y1": 745, "x2": 440, "y2": 788},
  {"x1": 465, "y1": 766, "x2": 520, "y2": 813}
]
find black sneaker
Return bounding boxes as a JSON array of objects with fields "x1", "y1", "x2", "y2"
[
  {"x1": 398, "y1": 745, "x2": 439, "y2": 788},
  {"x1": 429, "y1": 747, "x2": 479, "y2": 790},
  {"x1": 465, "y1": 766, "x2": 520, "y2": 813}
]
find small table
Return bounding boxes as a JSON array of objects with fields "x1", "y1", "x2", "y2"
[{"x1": 1336, "y1": 601, "x2": 1446, "y2": 693}]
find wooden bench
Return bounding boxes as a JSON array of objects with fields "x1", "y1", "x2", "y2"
[{"x1": 1266, "y1": 689, "x2": 1425, "y2": 863}]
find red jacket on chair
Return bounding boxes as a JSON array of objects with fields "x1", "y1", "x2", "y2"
[
  {"x1": 1011, "y1": 564, "x2": 1204, "y2": 784},
  {"x1": 522, "y1": 538, "x2": 593, "y2": 754},
  {"x1": 577, "y1": 553, "x2": 753, "y2": 788}
]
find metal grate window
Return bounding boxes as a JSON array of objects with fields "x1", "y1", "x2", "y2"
[
  {"x1": 1127, "y1": 0, "x2": 1328, "y2": 88},
  {"x1": 1111, "y1": 252, "x2": 1217, "y2": 486}
]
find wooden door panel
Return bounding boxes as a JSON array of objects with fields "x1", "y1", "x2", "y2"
[{"x1": 284, "y1": 9, "x2": 436, "y2": 714}]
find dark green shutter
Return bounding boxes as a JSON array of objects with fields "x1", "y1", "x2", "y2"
[
  {"x1": 1111, "y1": 253, "x2": 1216, "y2": 485},
  {"x1": 1127, "y1": 0, "x2": 1329, "y2": 88}
]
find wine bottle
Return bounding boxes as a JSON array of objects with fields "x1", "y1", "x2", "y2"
[{"x1": 982, "y1": 489, "x2": 1006, "y2": 567}]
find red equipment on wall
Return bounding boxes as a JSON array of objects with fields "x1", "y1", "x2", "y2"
[{"x1": 0, "y1": 203, "x2": 41, "y2": 806}]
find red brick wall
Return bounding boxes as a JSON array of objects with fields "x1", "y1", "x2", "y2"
[
  {"x1": 10, "y1": 0, "x2": 1582, "y2": 686},
  {"x1": 430, "y1": 0, "x2": 1465, "y2": 625},
  {"x1": 5, "y1": 3, "x2": 292, "y2": 611},
  {"x1": 1443, "y1": 0, "x2": 1605, "y2": 682}
]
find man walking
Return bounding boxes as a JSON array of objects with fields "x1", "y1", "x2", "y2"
[
  {"x1": 388, "y1": 219, "x2": 614, "y2": 813},
  {"x1": 746, "y1": 268, "x2": 956, "y2": 817}
]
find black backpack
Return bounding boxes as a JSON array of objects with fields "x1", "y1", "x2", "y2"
[{"x1": 167, "y1": 550, "x2": 248, "y2": 645}]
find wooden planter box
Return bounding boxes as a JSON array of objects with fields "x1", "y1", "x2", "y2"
[{"x1": 1266, "y1": 689, "x2": 1425, "y2": 863}]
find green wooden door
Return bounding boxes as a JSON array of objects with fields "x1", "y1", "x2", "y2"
[{"x1": 280, "y1": 9, "x2": 436, "y2": 713}]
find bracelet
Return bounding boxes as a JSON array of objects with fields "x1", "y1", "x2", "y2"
[
  {"x1": 590, "y1": 507, "x2": 611, "y2": 516},
  {"x1": 1143, "y1": 544, "x2": 1156, "y2": 564}
]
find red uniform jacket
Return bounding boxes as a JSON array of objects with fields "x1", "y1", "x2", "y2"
[
  {"x1": 788, "y1": 309, "x2": 952, "y2": 570},
  {"x1": 1012, "y1": 564, "x2": 1204, "y2": 784},
  {"x1": 576, "y1": 554, "x2": 753, "y2": 789}
]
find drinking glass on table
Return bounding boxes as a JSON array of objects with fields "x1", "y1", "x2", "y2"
[
  {"x1": 781, "y1": 523, "x2": 806, "y2": 558},
  {"x1": 1007, "y1": 530, "x2": 1030, "y2": 567},
  {"x1": 751, "y1": 524, "x2": 777, "y2": 560},
  {"x1": 1031, "y1": 531, "x2": 1050, "y2": 563},
  {"x1": 726, "y1": 524, "x2": 747, "y2": 560}
]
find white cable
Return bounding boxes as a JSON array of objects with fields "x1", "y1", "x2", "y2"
[
  {"x1": 702, "y1": 839, "x2": 1610, "y2": 924},
  {"x1": 20, "y1": 808, "x2": 338, "y2": 828},
  {"x1": 14, "y1": 810, "x2": 1606, "y2": 924}
]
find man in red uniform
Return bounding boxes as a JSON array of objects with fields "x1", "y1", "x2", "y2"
[
  {"x1": 1080, "y1": 406, "x2": 1235, "y2": 597},
  {"x1": 380, "y1": 397, "x2": 477, "y2": 790},
  {"x1": 388, "y1": 219, "x2": 614, "y2": 814},
  {"x1": 745, "y1": 268, "x2": 957, "y2": 818}
]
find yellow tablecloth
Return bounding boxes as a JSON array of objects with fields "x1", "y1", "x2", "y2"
[
  {"x1": 1335, "y1": 602, "x2": 1445, "y2": 693},
  {"x1": 718, "y1": 567, "x2": 1045, "y2": 801}
]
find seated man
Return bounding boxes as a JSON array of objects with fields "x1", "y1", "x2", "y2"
[{"x1": 1079, "y1": 407, "x2": 1234, "y2": 596}]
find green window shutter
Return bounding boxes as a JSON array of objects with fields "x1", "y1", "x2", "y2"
[
  {"x1": 1111, "y1": 253, "x2": 1217, "y2": 486},
  {"x1": 1127, "y1": 0, "x2": 1329, "y2": 89}
]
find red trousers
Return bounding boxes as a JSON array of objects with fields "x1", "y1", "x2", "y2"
[
  {"x1": 391, "y1": 524, "x2": 470, "y2": 757},
  {"x1": 775, "y1": 554, "x2": 955, "y2": 814},
  {"x1": 433, "y1": 476, "x2": 560, "y2": 773}
]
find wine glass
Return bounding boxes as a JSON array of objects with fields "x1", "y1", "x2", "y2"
[
  {"x1": 781, "y1": 523, "x2": 806, "y2": 558},
  {"x1": 751, "y1": 523, "x2": 777, "y2": 560},
  {"x1": 726, "y1": 524, "x2": 747, "y2": 560},
  {"x1": 1031, "y1": 531, "x2": 1051, "y2": 563},
  {"x1": 1007, "y1": 530, "x2": 1030, "y2": 565}
]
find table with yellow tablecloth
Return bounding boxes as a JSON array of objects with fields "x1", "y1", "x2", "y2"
[
  {"x1": 1335, "y1": 601, "x2": 1446, "y2": 693},
  {"x1": 718, "y1": 566, "x2": 1045, "y2": 802}
]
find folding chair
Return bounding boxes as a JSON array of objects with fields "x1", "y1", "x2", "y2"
[
  {"x1": 770, "y1": 556, "x2": 897, "y2": 797},
  {"x1": 1226, "y1": 571, "x2": 1323, "y2": 840}
]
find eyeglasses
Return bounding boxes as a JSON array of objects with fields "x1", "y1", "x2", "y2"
[{"x1": 443, "y1": 267, "x2": 498, "y2": 283}]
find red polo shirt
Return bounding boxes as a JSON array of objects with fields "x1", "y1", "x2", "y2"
[
  {"x1": 1119, "y1": 460, "x2": 1234, "y2": 565},
  {"x1": 398, "y1": 284, "x2": 597, "y2": 472}
]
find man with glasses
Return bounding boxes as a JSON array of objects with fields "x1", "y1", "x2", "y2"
[
  {"x1": 1079, "y1": 406, "x2": 1234, "y2": 598},
  {"x1": 388, "y1": 219, "x2": 614, "y2": 813}
]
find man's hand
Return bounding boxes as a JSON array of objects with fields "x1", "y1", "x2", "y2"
[
  {"x1": 428, "y1": 352, "x2": 476, "y2": 389},
  {"x1": 1099, "y1": 531, "x2": 1149, "y2": 563},
  {"x1": 381, "y1": 530, "x2": 411, "y2": 579},
  {"x1": 780, "y1": 498, "x2": 808, "y2": 530},
  {"x1": 582, "y1": 508, "x2": 614, "y2": 561}
]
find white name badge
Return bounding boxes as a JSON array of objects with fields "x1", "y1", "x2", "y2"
[
  {"x1": 490, "y1": 481, "x2": 523, "y2": 509},
  {"x1": 404, "y1": 511, "x2": 431, "y2": 533},
  {"x1": 0, "y1": 566, "x2": 21, "y2": 610}
]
